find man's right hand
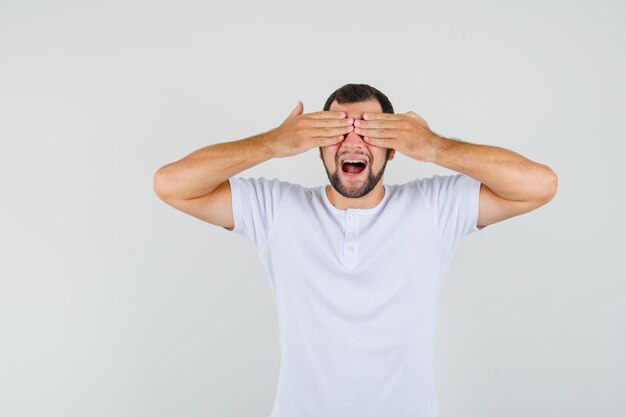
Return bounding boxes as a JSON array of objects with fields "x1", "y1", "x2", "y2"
[{"x1": 268, "y1": 101, "x2": 355, "y2": 158}]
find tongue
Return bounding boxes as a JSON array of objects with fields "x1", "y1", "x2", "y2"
[{"x1": 343, "y1": 163, "x2": 365, "y2": 174}]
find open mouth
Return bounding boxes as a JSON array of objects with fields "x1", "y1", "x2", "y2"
[{"x1": 341, "y1": 159, "x2": 368, "y2": 177}]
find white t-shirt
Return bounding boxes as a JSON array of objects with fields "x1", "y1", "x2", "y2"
[{"x1": 228, "y1": 174, "x2": 486, "y2": 417}]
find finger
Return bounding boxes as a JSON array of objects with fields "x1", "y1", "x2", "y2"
[
  {"x1": 354, "y1": 119, "x2": 401, "y2": 129},
  {"x1": 353, "y1": 126, "x2": 398, "y2": 138},
  {"x1": 362, "y1": 136, "x2": 394, "y2": 148},
  {"x1": 311, "y1": 124, "x2": 354, "y2": 138},
  {"x1": 363, "y1": 112, "x2": 399, "y2": 120},
  {"x1": 309, "y1": 111, "x2": 347, "y2": 119},
  {"x1": 309, "y1": 117, "x2": 354, "y2": 128},
  {"x1": 321, "y1": 134, "x2": 348, "y2": 147}
]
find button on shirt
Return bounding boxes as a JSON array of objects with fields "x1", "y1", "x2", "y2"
[{"x1": 227, "y1": 174, "x2": 486, "y2": 417}]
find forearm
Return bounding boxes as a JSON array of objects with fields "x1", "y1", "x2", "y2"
[
  {"x1": 431, "y1": 136, "x2": 557, "y2": 202},
  {"x1": 154, "y1": 129, "x2": 279, "y2": 200}
]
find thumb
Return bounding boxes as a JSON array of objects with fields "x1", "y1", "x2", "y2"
[
  {"x1": 288, "y1": 100, "x2": 304, "y2": 118},
  {"x1": 406, "y1": 111, "x2": 426, "y2": 122}
]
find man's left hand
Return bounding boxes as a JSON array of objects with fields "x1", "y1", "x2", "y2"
[{"x1": 354, "y1": 111, "x2": 441, "y2": 162}]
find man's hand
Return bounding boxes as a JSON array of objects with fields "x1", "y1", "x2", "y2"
[
  {"x1": 354, "y1": 111, "x2": 442, "y2": 162},
  {"x1": 268, "y1": 101, "x2": 355, "y2": 158}
]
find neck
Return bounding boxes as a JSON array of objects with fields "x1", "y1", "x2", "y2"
[{"x1": 325, "y1": 182, "x2": 385, "y2": 210}]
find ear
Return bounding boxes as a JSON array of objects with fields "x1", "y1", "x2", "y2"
[{"x1": 388, "y1": 148, "x2": 396, "y2": 161}]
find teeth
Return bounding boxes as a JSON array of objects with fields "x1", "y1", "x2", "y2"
[{"x1": 342, "y1": 159, "x2": 366, "y2": 164}]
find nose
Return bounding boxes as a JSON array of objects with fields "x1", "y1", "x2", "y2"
[
  {"x1": 343, "y1": 129, "x2": 366, "y2": 144},
  {"x1": 339, "y1": 130, "x2": 369, "y2": 159}
]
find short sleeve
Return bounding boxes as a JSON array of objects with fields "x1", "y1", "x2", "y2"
[
  {"x1": 227, "y1": 176, "x2": 291, "y2": 251},
  {"x1": 417, "y1": 173, "x2": 486, "y2": 253}
]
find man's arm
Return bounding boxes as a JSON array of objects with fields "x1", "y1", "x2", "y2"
[
  {"x1": 153, "y1": 132, "x2": 277, "y2": 201},
  {"x1": 152, "y1": 132, "x2": 279, "y2": 230},
  {"x1": 353, "y1": 110, "x2": 557, "y2": 229},
  {"x1": 152, "y1": 102, "x2": 352, "y2": 229},
  {"x1": 431, "y1": 136, "x2": 558, "y2": 229}
]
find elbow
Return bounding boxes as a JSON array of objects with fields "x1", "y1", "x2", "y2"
[
  {"x1": 153, "y1": 167, "x2": 172, "y2": 200},
  {"x1": 540, "y1": 166, "x2": 558, "y2": 202}
]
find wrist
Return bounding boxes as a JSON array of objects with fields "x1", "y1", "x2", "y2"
[
  {"x1": 427, "y1": 133, "x2": 446, "y2": 163},
  {"x1": 255, "y1": 128, "x2": 282, "y2": 158}
]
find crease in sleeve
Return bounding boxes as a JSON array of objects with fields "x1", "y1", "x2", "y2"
[
  {"x1": 416, "y1": 174, "x2": 487, "y2": 256},
  {"x1": 440, "y1": 174, "x2": 486, "y2": 253},
  {"x1": 228, "y1": 177, "x2": 245, "y2": 235},
  {"x1": 226, "y1": 176, "x2": 290, "y2": 252},
  {"x1": 468, "y1": 176, "x2": 487, "y2": 233}
]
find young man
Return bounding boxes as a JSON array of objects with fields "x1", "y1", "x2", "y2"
[{"x1": 153, "y1": 84, "x2": 557, "y2": 417}]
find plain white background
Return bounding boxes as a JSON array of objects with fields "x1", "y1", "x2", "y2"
[{"x1": 1, "y1": 0, "x2": 624, "y2": 416}]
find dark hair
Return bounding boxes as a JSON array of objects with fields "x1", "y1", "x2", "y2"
[
  {"x1": 323, "y1": 83, "x2": 394, "y2": 114},
  {"x1": 322, "y1": 83, "x2": 395, "y2": 159}
]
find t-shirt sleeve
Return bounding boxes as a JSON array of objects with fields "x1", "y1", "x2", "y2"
[
  {"x1": 227, "y1": 176, "x2": 291, "y2": 251},
  {"x1": 417, "y1": 173, "x2": 486, "y2": 253}
]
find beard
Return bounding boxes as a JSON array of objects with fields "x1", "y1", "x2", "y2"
[{"x1": 321, "y1": 152, "x2": 390, "y2": 199}]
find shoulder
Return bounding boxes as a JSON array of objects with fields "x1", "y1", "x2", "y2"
[
  {"x1": 413, "y1": 173, "x2": 468, "y2": 188},
  {"x1": 387, "y1": 174, "x2": 461, "y2": 195},
  {"x1": 229, "y1": 176, "x2": 299, "y2": 195}
]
